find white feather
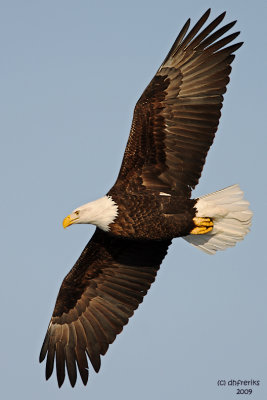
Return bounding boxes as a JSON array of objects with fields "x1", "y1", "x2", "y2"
[
  {"x1": 183, "y1": 184, "x2": 253, "y2": 254},
  {"x1": 74, "y1": 196, "x2": 118, "y2": 231},
  {"x1": 160, "y1": 192, "x2": 171, "y2": 196}
]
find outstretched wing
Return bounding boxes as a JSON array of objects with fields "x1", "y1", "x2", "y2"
[
  {"x1": 115, "y1": 9, "x2": 242, "y2": 197},
  {"x1": 40, "y1": 229, "x2": 171, "y2": 387}
]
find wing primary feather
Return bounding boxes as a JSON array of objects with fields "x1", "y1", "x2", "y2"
[
  {"x1": 65, "y1": 345, "x2": 77, "y2": 387},
  {"x1": 56, "y1": 341, "x2": 66, "y2": 387},
  {"x1": 79, "y1": 313, "x2": 102, "y2": 371},
  {"x1": 75, "y1": 346, "x2": 89, "y2": 386},
  {"x1": 39, "y1": 330, "x2": 49, "y2": 363},
  {"x1": 73, "y1": 320, "x2": 89, "y2": 385},
  {"x1": 181, "y1": 50, "x2": 236, "y2": 76},
  {"x1": 199, "y1": 21, "x2": 237, "y2": 50},
  {"x1": 174, "y1": 9, "x2": 211, "y2": 53},
  {"x1": 65, "y1": 322, "x2": 78, "y2": 386},
  {"x1": 185, "y1": 11, "x2": 226, "y2": 51},
  {"x1": 215, "y1": 41, "x2": 243, "y2": 55},
  {"x1": 45, "y1": 341, "x2": 55, "y2": 381},
  {"x1": 160, "y1": 18, "x2": 190, "y2": 67}
]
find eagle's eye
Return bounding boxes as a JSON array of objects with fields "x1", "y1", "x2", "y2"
[{"x1": 74, "y1": 211, "x2": 80, "y2": 216}]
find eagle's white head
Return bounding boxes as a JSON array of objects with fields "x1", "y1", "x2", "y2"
[{"x1": 62, "y1": 196, "x2": 118, "y2": 232}]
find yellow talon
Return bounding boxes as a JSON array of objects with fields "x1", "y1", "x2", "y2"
[
  {"x1": 190, "y1": 217, "x2": 213, "y2": 235},
  {"x1": 193, "y1": 217, "x2": 213, "y2": 227}
]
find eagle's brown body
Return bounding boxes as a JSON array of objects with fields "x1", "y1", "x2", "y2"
[
  {"x1": 108, "y1": 189, "x2": 196, "y2": 239},
  {"x1": 39, "y1": 10, "x2": 252, "y2": 388}
]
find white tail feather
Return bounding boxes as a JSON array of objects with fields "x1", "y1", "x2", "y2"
[{"x1": 183, "y1": 185, "x2": 252, "y2": 254}]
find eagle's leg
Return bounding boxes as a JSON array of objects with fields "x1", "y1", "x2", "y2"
[{"x1": 190, "y1": 217, "x2": 213, "y2": 235}]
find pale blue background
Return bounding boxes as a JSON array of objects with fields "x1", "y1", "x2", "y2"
[{"x1": 1, "y1": 0, "x2": 266, "y2": 399}]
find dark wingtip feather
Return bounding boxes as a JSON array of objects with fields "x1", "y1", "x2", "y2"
[
  {"x1": 58, "y1": 377, "x2": 64, "y2": 388},
  {"x1": 198, "y1": 8, "x2": 211, "y2": 27},
  {"x1": 201, "y1": 9, "x2": 211, "y2": 23},
  {"x1": 56, "y1": 342, "x2": 66, "y2": 388},
  {"x1": 199, "y1": 20, "x2": 238, "y2": 52},
  {"x1": 39, "y1": 333, "x2": 49, "y2": 363},
  {"x1": 75, "y1": 346, "x2": 89, "y2": 385},
  {"x1": 229, "y1": 41, "x2": 244, "y2": 52},
  {"x1": 68, "y1": 371, "x2": 77, "y2": 387},
  {"x1": 94, "y1": 364, "x2": 101, "y2": 373},
  {"x1": 86, "y1": 348, "x2": 101, "y2": 373},
  {"x1": 82, "y1": 371, "x2": 89, "y2": 386},
  {"x1": 160, "y1": 18, "x2": 190, "y2": 67},
  {"x1": 70, "y1": 379, "x2": 77, "y2": 388},
  {"x1": 39, "y1": 347, "x2": 46, "y2": 363},
  {"x1": 45, "y1": 342, "x2": 56, "y2": 381},
  {"x1": 213, "y1": 11, "x2": 226, "y2": 25},
  {"x1": 65, "y1": 346, "x2": 78, "y2": 387}
]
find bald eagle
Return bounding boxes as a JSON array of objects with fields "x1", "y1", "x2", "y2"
[{"x1": 39, "y1": 9, "x2": 252, "y2": 387}]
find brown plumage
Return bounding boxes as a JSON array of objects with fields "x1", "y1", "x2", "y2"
[
  {"x1": 115, "y1": 10, "x2": 241, "y2": 196},
  {"x1": 107, "y1": 190, "x2": 196, "y2": 239},
  {"x1": 40, "y1": 230, "x2": 171, "y2": 386},
  {"x1": 40, "y1": 10, "x2": 250, "y2": 387}
]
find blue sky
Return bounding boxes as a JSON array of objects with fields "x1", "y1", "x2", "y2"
[{"x1": 1, "y1": 1, "x2": 266, "y2": 399}]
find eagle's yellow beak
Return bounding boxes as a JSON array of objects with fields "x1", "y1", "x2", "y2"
[{"x1": 63, "y1": 215, "x2": 75, "y2": 229}]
